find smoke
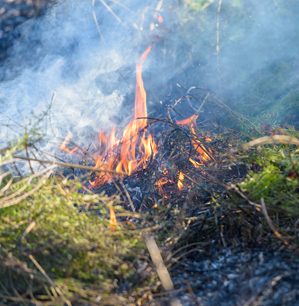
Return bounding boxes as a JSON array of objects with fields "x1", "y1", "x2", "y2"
[
  {"x1": 0, "y1": 0, "x2": 155, "y2": 148},
  {"x1": 0, "y1": 0, "x2": 298, "y2": 151},
  {"x1": 162, "y1": 0, "x2": 299, "y2": 126}
]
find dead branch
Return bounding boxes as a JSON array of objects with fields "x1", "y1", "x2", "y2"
[
  {"x1": 143, "y1": 234, "x2": 182, "y2": 306},
  {"x1": 260, "y1": 198, "x2": 289, "y2": 246},
  {"x1": 28, "y1": 255, "x2": 72, "y2": 306},
  {"x1": 243, "y1": 135, "x2": 299, "y2": 150},
  {"x1": 13, "y1": 155, "x2": 125, "y2": 176}
]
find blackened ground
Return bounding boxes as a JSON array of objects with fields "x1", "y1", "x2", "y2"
[
  {"x1": 172, "y1": 248, "x2": 299, "y2": 306},
  {"x1": 0, "y1": 0, "x2": 53, "y2": 60}
]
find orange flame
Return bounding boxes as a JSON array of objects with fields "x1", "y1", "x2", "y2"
[
  {"x1": 176, "y1": 114, "x2": 214, "y2": 163},
  {"x1": 89, "y1": 46, "x2": 157, "y2": 187},
  {"x1": 60, "y1": 133, "x2": 78, "y2": 154},
  {"x1": 109, "y1": 207, "x2": 117, "y2": 231},
  {"x1": 177, "y1": 171, "x2": 185, "y2": 190},
  {"x1": 61, "y1": 43, "x2": 214, "y2": 195},
  {"x1": 176, "y1": 114, "x2": 198, "y2": 126}
]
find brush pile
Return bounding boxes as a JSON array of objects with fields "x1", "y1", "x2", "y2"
[{"x1": 1, "y1": 111, "x2": 299, "y2": 305}]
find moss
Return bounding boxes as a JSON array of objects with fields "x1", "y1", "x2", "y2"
[
  {"x1": 240, "y1": 136, "x2": 299, "y2": 216},
  {"x1": 0, "y1": 175, "x2": 147, "y2": 304}
]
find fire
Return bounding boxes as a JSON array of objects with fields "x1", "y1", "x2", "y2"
[
  {"x1": 61, "y1": 46, "x2": 214, "y2": 195},
  {"x1": 89, "y1": 46, "x2": 157, "y2": 187},
  {"x1": 109, "y1": 207, "x2": 117, "y2": 231},
  {"x1": 177, "y1": 171, "x2": 185, "y2": 190},
  {"x1": 176, "y1": 114, "x2": 214, "y2": 163},
  {"x1": 176, "y1": 114, "x2": 198, "y2": 126},
  {"x1": 60, "y1": 133, "x2": 78, "y2": 154}
]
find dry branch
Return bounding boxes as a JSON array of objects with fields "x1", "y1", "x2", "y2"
[
  {"x1": 243, "y1": 135, "x2": 299, "y2": 150},
  {"x1": 144, "y1": 234, "x2": 182, "y2": 306},
  {"x1": 13, "y1": 155, "x2": 125, "y2": 175}
]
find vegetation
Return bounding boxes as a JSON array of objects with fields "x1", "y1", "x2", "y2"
[
  {"x1": 1, "y1": 1, "x2": 299, "y2": 305},
  {"x1": 0, "y1": 129, "x2": 298, "y2": 304},
  {"x1": 241, "y1": 134, "x2": 299, "y2": 217}
]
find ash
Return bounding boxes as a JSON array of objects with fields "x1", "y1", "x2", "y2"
[{"x1": 172, "y1": 248, "x2": 299, "y2": 306}]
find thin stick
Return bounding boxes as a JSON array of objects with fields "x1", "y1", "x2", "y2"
[
  {"x1": 260, "y1": 198, "x2": 289, "y2": 246},
  {"x1": 144, "y1": 234, "x2": 182, "y2": 306},
  {"x1": 216, "y1": 0, "x2": 223, "y2": 85},
  {"x1": 119, "y1": 180, "x2": 136, "y2": 212},
  {"x1": 92, "y1": 0, "x2": 104, "y2": 41},
  {"x1": 99, "y1": 0, "x2": 122, "y2": 23},
  {"x1": 243, "y1": 135, "x2": 299, "y2": 150},
  {"x1": 28, "y1": 255, "x2": 72, "y2": 306},
  {"x1": 13, "y1": 155, "x2": 125, "y2": 176}
]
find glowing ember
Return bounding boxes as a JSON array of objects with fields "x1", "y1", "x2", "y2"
[{"x1": 155, "y1": 176, "x2": 173, "y2": 196}]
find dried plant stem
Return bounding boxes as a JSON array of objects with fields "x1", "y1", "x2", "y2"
[
  {"x1": 1, "y1": 170, "x2": 52, "y2": 209},
  {"x1": 92, "y1": 0, "x2": 104, "y2": 41},
  {"x1": 243, "y1": 135, "x2": 299, "y2": 150},
  {"x1": 260, "y1": 198, "x2": 289, "y2": 246},
  {"x1": 13, "y1": 155, "x2": 125, "y2": 176},
  {"x1": 118, "y1": 180, "x2": 136, "y2": 212},
  {"x1": 216, "y1": 0, "x2": 223, "y2": 67},
  {"x1": 144, "y1": 234, "x2": 182, "y2": 306},
  {"x1": 99, "y1": 0, "x2": 122, "y2": 23},
  {"x1": 28, "y1": 255, "x2": 72, "y2": 306}
]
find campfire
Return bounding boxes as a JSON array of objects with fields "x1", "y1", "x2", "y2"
[{"x1": 60, "y1": 44, "x2": 214, "y2": 206}]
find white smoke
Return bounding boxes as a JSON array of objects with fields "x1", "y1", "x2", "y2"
[
  {"x1": 0, "y1": 0, "x2": 149, "y2": 148},
  {"x1": 1, "y1": 0, "x2": 299, "y2": 152}
]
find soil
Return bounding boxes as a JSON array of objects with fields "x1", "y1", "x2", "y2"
[{"x1": 172, "y1": 248, "x2": 299, "y2": 306}]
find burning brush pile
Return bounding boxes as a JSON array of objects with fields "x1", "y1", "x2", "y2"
[
  {"x1": 1, "y1": 1, "x2": 299, "y2": 305},
  {"x1": 1, "y1": 44, "x2": 299, "y2": 305},
  {"x1": 58, "y1": 45, "x2": 215, "y2": 212}
]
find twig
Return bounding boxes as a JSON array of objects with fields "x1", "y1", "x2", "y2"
[
  {"x1": 143, "y1": 234, "x2": 182, "y2": 306},
  {"x1": 119, "y1": 180, "x2": 136, "y2": 212},
  {"x1": 1, "y1": 171, "x2": 52, "y2": 209},
  {"x1": 92, "y1": 0, "x2": 104, "y2": 41},
  {"x1": 25, "y1": 145, "x2": 34, "y2": 174},
  {"x1": 260, "y1": 198, "x2": 289, "y2": 246},
  {"x1": 216, "y1": 0, "x2": 223, "y2": 73},
  {"x1": 0, "y1": 173, "x2": 13, "y2": 196},
  {"x1": 243, "y1": 135, "x2": 299, "y2": 150},
  {"x1": 98, "y1": 0, "x2": 122, "y2": 23},
  {"x1": 28, "y1": 255, "x2": 72, "y2": 306},
  {"x1": 13, "y1": 155, "x2": 125, "y2": 176}
]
